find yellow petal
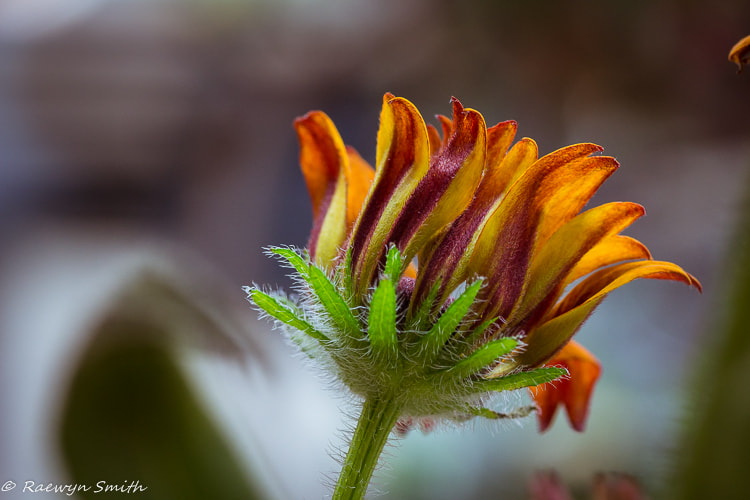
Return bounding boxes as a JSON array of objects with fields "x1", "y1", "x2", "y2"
[
  {"x1": 398, "y1": 99, "x2": 488, "y2": 263},
  {"x1": 479, "y1": 136, "x2": 536, "y2": 203},
  {"x1": 533, "y1": 155, "x2": 619, "y2": 253},
  {"x1": 349, "y1": 94, "x2": 430, "y2": 294},
  {"x1": 468, "y1": 144, "x2": 613, "y2": 320},
  {"x1": 562, "y1": 235, "x2": 652, "y2": 288},
  {"x1": 554, "y1": 259, "x2": 702, "y2": 316},
  {"x1": 485, "y1": 120, "x2": 518, "y2": 172},
  {"x1": 512, "y1": 201, "x2": 645, "y2": 325},
  {"x1": 515, "y1": 292, "x2": 602, "y2": 369},
  {"x1": 412, "y1": 138, "x2": 539, "y2": 308},
  {"x1": 516, "y1": 260, "x2": 700, "y2": 368}
]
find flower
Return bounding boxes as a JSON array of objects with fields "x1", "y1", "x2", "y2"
[
  {"x1": 249, "y1": 93, "x2": 700, "y2": 433},
  {"x1": 528, "y1": 470, "x2": 646, "y2": 500}
]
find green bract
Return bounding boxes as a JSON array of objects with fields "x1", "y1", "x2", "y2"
[{"x1": 246, "y1": 246, "x2": 566, "y2": 423}]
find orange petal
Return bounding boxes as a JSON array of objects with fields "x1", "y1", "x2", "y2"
[
  {"x1": 485, "y1": 120, "x2": 518, "y2": 173},
  {"x1": 478, "y1": 135, "x2": 536, "y2": 205},
  {"x1": 404, "y1": 261, "x2": 417, "y2": 279},
  {"x1": 294, "y1": 111, "x2": 350, "y2": 265},
  {"x1": 729, "y1": 34, "x2": 750, "y2": 72},
  {"x1": 437, "y1": 114, "x2": 452, "y2": 142},
  {"x1": 555, "y1": 259, "x2": 702, "y2": 316},
  {"x1": 426, "y1": 123, "x2": 442, "y2": 155},
  {"x1": 533, "y1": 155, "x2": 619, "y2": 253},
  {"x1": 529, "y1": 372, "x2": 563, "y2": 432},
  {"x1": 344, "y1": 146, "x2": 375, "y2": 231},
  {"x1": 469, "y1": 144, "x2": 612, "y2": 320},
  {"x1": 562, "y1": 235, "x2": 652, "y2": 288},
  {"x1": 517, "y1": 260, "x2": 700, "y2": 368},
  {"x1": 295, "y1": 111, "x2": 344, "y2": 219},
  {"x1": 530, "y1": 341, "x2": 601, "y2": 432},
  {"x1": 513, "y1": 201, "x2": 645, "y2": 327}
]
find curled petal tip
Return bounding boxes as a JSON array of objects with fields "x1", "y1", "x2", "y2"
[
  {"x1": 729, "y1": 34, "x2": 750, "y2": 72},
  {"x1": 293, "y1": 110, "x2": 322, "y2": 132},
  {"x1": 452, "y1": 100, "x2": 464, "y2": 119},
  {"x1": 293, "y1": 111, "x2": 313, "y2": 125},
  {"x1": 689, "y1": 274, "x2": 703, "y2": 293},
  {"x1": 576, "y1": 143, "x2": 605, "y2": 155},
  {"x1": 530, "y1": 341, "x2": 601, "y2": 433}
]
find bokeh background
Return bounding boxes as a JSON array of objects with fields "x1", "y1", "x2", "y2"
[{"x1": 1, "y1": 0, "x2": 749, "y2": 498}]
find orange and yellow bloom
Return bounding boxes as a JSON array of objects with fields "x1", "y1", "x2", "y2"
[
  {"x1": 247, "y1": 93, "x2": 701, "y2": 499},
  {"x1": 286, "y1": 93, "x2": 700, "y2": 432}
]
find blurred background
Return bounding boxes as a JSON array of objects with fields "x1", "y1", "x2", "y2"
[{"x1": 1, "y1": 0, "x2": 748, "y2": 498}]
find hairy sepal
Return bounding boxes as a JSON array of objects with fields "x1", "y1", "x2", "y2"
[
  {"x1": 432, "y1": 338, "x2": 517, "y2": 382},
  {"x1": 248, "y1": 288, "x2": 330, "y2": 344},
  {"x1": 271, "y1": 247, "x2": 363, "y2": 339},
  {"x1": 259, "y1": 246, "x2": 568, "y2": 425},
  {"x1": 473, "y1": 366, "x2": 568, "y2": 393},
  {"x1": 412, "y1": 279, "x2": 483, "y2": 366},
  {"x1": 368, "y1": 277, "x2": 398, "y2": 368},
  {"x1": 464, "y1": 404, "x2": 537, "y2": 421}
]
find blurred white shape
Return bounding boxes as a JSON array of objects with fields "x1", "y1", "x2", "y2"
[{"x1": 0, "y1": 0, "x2": 108, "y2": 41}]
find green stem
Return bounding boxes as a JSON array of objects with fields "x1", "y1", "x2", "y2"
[{"x1": 332, "y1": 395, "x2": 402, "y2": 500}]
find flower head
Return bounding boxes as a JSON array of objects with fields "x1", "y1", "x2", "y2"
[{"x1": 248, "y1": 93, "x2": 700, "y2": 432}]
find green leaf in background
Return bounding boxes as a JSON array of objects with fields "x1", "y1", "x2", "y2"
[
  {"x1": 668, "y1": 172, "x2": 750, "y2": 500},
  {"x1": 59, "y1": 318, "x2": 271, "y2": 500}
]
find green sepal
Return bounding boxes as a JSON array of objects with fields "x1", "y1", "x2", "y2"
[
  {"x1": 341, "y1": 247, "x2": 354, "y2": 303},
  {"x1": 269, "y1": 247, "x2": 310, "y2": 279},
  {"x1": 463, "y1": 404, "x2": 536, "y2": 421},
  {"x1": 472, "y1": 366, "x2": 567, "y2": 393},
  {"x1": 383, "y1": 246, "x2": 403, "y2": 283},
  {"x1": 368, "y1": 277, "x2": 398, "y2": 366},
  {"x1": 407, "y1": 280, "x2": 441, "y2": 332},
  {"x1": 450, "y1": 316, "x2": 500, "y2": 357},
  {"x1": 267, "y1": 246, "x2": 363, "y2": 344},
  {"x1": 433, "y1": 338, "x2": 517, "y2": 382},
  {"x1": 249, "y1": 289, "x2": 329, "y2": 343},
  {"x1": 307, "y1": 265, "x2": 362, "y2": 338},
  {"x1": 414, "y1": 279, "x2": 483, "y2": 366}
]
